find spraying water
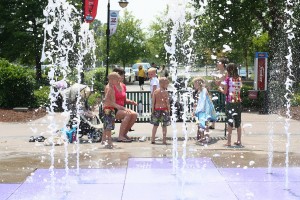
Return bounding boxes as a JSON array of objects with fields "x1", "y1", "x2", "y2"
[
  {"x1": 41, "y1": 0, "x2": 96, "y2": 196},
  {"x1": 283, "y1": 0, "x2": 295, "y2": 189}
]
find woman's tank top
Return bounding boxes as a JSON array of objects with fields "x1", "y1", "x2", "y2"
[{"x1": 114, "y1": 83, "x2": 126, "y2": 106}]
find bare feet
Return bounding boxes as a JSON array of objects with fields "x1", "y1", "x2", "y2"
[
  {"x1": 224, "y1": 143, "x2": 231, "y2": 147},
  {"x1": 234, "y1": 142, "x2": 242, "y2": 146}
]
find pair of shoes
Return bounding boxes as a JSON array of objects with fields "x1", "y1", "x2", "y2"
[
  {"x1": 234, "y1": 142, "x2": 242, "y2": 146},
  {"x1": 209, "y1": 126, "x2": 215, "y2": 129},
  {"x1": 29, "y1": 136, "x2": 46, "y2": 142},
  {"x1": 117, "y1": 139, "x2": 132, "y2": 143}
]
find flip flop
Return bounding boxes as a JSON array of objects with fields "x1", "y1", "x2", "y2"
[
  {"x1": 129, "y1": 128, "x2": 134, "y2": 132},
  {"x1": 29, "y1": 136, "x2": 36, "y2": 142},
  {"x1": 37, "y1": 136, "x2": 46, "y2": 142},
  {"x1": 117, "y1": 139, "x2": 132, "y2": 143},
  {"x1": 234, "y1": 142, "x2": 242, "y2": 146}
]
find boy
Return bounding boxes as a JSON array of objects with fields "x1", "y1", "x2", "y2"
[
  {"x1": 102, "y1": 72, "x2": 125, "y2": 148},
  {"x1": 148, "y1": 67, "x2": 160, "y2": 96},
  {"x1": 150, "y1": 77, "x2": 170, "y2": 145}
]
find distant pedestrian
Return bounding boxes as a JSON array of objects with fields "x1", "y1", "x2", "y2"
[
  {"x1": 138, "y1": 65, "x2": 146, "y2": 90},
  {"x1": 219, "y1": 63, "x2": 243, "y2": 147},
  {"x1": 160, "y1": 65, "x2": 169, "y2": 78},
  {"x1": 150, "y1": 77, "x2": 170, "y2": 145}
]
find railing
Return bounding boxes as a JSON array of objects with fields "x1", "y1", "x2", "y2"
[{"x1": 125, "y1": 90, "x2": 226, "y2": 124}]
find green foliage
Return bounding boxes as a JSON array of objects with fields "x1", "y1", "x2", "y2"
[
  {"x1": 33, "y1": 86, "x2": 50, "y2": 108},
  {"x1": 87, "y1": 92, "x2": 101, "y2": 109},
  {"x1": 87, "y1": 67, "x2": 106, "y2": 93},
  {"x1": 291, "y1": 94, "x2": 300, "y2": 106},
  {"x1": 0, "y1": 59, "x2": 36, "y2": 108}
]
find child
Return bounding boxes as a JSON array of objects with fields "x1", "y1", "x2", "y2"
[
  {"x1": 150, "y1": 77, "x2": 170, "y2": 145},
  {"x1": 219, "y1": 63, "x2": 243, "y2": 147},
  {"x1": 102, "y1": 72, "x2": 125, "y2": 148},
  {"x1": 193, "y1": 77, "x2": 218, "y2": 145},
  {"x1": 148, "y1": 67, "x2": 160, "y2": 111},
  {"x1": 138, "y1": 65, "x2": 146, "y2": 90},
  {"x1": 148, "y1": 67, "x2": 160, "y2": 96}
]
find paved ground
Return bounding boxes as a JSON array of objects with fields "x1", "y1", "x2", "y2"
[{"x1": 0, "y1": 111, "x2": 300, "y2": 184}]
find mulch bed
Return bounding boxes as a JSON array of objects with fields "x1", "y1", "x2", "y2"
[{"x1": 0, "y1": 108, "x2": 47, "y2": 122}]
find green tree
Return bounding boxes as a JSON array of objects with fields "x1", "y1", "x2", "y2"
[
  {"x1": 0, "y1": 0, "x2": 48, "y2": 81},
  {"x1": 109, "y1": 10, "x2": 146, "y2": 67}
]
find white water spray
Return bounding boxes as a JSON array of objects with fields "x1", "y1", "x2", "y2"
[
  {"x1": 283, "y1": 0, "x2": 295, "y2": 190},
  {"x1": 41, "y1": 0, "x2": 96, "y2": 195}
]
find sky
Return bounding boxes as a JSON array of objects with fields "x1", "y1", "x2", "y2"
[{"x1": 96, "y1": 0, "x2": 169, "y2": 29}]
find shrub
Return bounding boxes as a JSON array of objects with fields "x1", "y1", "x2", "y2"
[
  {"x1": 85, "y1": 67, "x2": 106, "y2": 92},
  {"x1": 33, "y1": 86, "x2": 50, "y2": 108},
  {"x1": 0, "y1": 59, "x2": 36, "y2": 108}
]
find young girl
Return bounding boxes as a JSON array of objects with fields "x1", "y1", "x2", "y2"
[
  {"x1": 219, "y1": 63, "x2": 243, "y2": 147},
  {"x1": 193, "y1": 77, "x2": 218, "y2": 144}
]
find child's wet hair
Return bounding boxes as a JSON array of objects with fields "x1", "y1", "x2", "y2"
[{"x1": 159, "y1": 77, "x2": 168, "y2": 85}]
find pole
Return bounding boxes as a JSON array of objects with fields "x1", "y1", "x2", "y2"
[{"x1": 105, "y1": 0, "x2": 110, "y2": 84}]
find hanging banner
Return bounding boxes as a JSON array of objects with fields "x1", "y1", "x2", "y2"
[
  {"x1": 109, "y1": 10, "x2": 120, "y2": 36},
  {"x1": 254, "y1": 52, "x2": 268, "y2": 90},
  {"x1": 84, "y1": 0, "x2": 98, "y2": 23}
]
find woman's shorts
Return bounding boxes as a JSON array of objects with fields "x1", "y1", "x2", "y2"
[
  {"x1": 225, "y1": 103, "x2": 241, "y2": 128},
  {"x1": 103, "y1": 108, "x2": 116, "y2": 130},
  {"x1": 150, "y1": 110, "x2": 171, "y2": 126}
]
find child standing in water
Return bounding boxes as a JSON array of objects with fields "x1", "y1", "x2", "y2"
[
  {"x1": 193, "y1": 77, "x2": 218, "y2": 145},
  {"x1": 219, "y1": 63, "x2": 243, "y2": 147},
  {"x1": 150, "y1": 77, "x2": 170, "y2": 145}
]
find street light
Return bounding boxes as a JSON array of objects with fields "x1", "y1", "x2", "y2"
[{"x1": 105, "y1": 0, "x2": 129, "y2": 84}]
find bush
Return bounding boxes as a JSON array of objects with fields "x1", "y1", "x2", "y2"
[
  {"x1": 33, "y1": 86, "x2": 50, "y2": 108},
  {"x1": 0, "y1": 59, "x2": 36, "y2": 108},
  {"x1": 85, "y1": 67, "x2": 106, "y2": 92},
  {"x1": 87, "y1": 92, "x2": 101, "y2": 109}
]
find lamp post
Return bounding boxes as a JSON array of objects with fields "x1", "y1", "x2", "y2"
[{"x1": 105, "y1": 0, "x2": 129, "y2": 84}]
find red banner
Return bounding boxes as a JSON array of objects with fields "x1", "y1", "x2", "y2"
[
  {"x1": 84, "y1": 0, "x2": 98, "y2": 23},
  {"x1": 257, "y1": 58, "x2": 266, "y2": 90}
]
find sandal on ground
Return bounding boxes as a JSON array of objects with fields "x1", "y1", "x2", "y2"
[
  {"x1": 116, "y1": 139, "x2": 132, "y2": 143},
  {"x1": 234, "y1": 142, "x2": 242, "y2": 146},
  {"x1": 37, "y1": 136, "x2": 46, "y2": 142},
  {"x1": 29, "y1": 136, "x2": 36, "y2": 142},
  {"x1": 129, "y1": 128, "x2": 134, "y2": 132},
  {"x1": 209, "y1": 126, "x2": 215, "y2": 129},
  {"x1": 151, "y1": 141, "x2": 155, "y2": 144}
]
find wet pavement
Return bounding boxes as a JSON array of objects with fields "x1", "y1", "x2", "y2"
[{"x1": 0, "y1": 111, "x2": 300, "y2": 199}]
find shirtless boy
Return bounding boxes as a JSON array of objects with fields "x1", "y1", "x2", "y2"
[{"x1": 150, "y1": 77, "x2": 170, "y2": 145}]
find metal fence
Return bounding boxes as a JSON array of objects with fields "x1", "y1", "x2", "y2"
[{"x1": 125, "y1": 90, "x2": 226, "y2": 124}]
